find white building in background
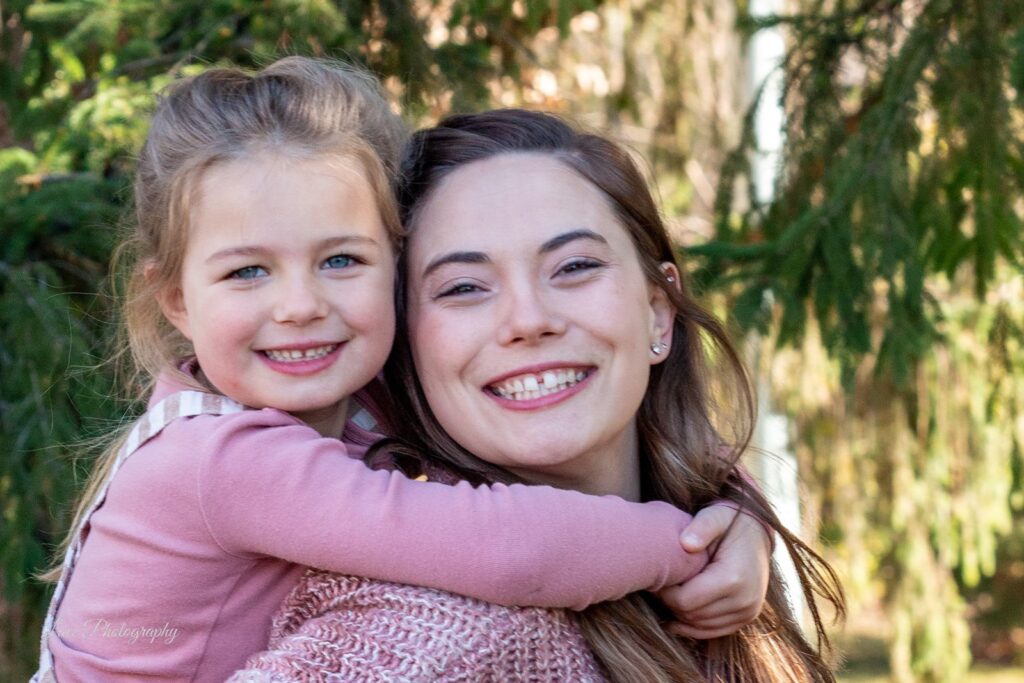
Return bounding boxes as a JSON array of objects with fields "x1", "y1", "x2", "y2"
[{"x1": 746, "y1": 0, "x2": 807, "y2": 625}]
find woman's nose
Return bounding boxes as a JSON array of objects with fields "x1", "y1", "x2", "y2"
[
  {"x1": 496, "y1": 283, "x2": 567, "y2": 345},
  {"x1": 273, "y1": 274, "x2": 328, "y2": 325}
]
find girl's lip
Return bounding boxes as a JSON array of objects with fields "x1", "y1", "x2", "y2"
[
  {"x1": 484, "y1": 369, "x2": 595, "y2": 412},
  {"x1": 258, "y1": 340, "x2": 342, "y2": 352},
  {"x1": 257, "y1": 343, "x2": 344, "y2": 376}
]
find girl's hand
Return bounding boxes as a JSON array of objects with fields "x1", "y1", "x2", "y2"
[{"x1": 657, "y1": 504, "x2": 772, "y2": 639}]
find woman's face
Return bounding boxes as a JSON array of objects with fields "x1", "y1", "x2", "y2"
[{"x1": 405, "y1": 152, "x2": 675, "y2": 497}]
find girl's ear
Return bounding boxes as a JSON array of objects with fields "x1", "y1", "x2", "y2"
[
  {"x1": 648, "y1": 262, "x2": 680, "y2": 365},
  {"x1": 158, "y1": 288, "x2": 191, "y2": 340},
  {"x1": 148, "y1": 263, "x2": 192, "y2": 340}
]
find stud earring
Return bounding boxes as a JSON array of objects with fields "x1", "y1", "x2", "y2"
[
  {"x1": 650, "y1": 342, "x2": 667, "y2": 355},
  {"x1": 665, "y1": 274, "x2": 675, "y2": 283}
]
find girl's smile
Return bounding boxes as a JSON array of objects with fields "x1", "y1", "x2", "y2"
[
  {"x1": 257, "y1": 341, "x2": 345, "y2": 375},
  {"x1": 159, "y1": 153, "x2": 396, "y2": 436}
]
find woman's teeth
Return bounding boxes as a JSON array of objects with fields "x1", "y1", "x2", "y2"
[
  {"x1": 490, "y1": 369, "x2": 589, "y2": 401},
  {"x1": 263, "y1": 344, "x2": 337, "y2": 362}
]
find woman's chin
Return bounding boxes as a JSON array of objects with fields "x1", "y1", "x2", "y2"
[{"x1": 471, "y1": 439, "x2": 586, "y2": 479}]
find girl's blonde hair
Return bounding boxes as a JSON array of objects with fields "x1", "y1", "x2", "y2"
[{"x1": 41, "y1": 57, "x2": 407, "y2": 582}]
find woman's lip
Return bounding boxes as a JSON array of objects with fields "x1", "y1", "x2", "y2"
[
  {"x1": 257, "y1": 343, "x2": 344, "y2": 376},
  {"x1": 484, "y1": 361, "x2": 594, "y2": 387},
  {"x1": 485, "y1": 370, "x2": 594, "y2": 411}
]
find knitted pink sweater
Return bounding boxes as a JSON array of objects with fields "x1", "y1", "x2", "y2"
[
  {"x1": 228, "y1": 458, "x2": 607, "y2": 682},
  {"x1": 229, "y1": 570, "x2": 607, "y2": 682}
]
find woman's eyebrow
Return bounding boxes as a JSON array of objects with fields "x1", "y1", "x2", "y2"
[
  {"x1": 419, "y1": 229, "x2": 606, "y2": 278},
  {"x1": 421, "y1": 251, "x2": 490, "y2": 279},
  {"x1": 539, "y1": 229, "x2": 608, "y2": 254}
]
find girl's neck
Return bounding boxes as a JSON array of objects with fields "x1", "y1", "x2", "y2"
[
  {"x1": 290, "y1": 400, "x2": 351, "y2": 438},
  {"x1": 194, "y1": 362, "x2": 350, "y2": 438}
]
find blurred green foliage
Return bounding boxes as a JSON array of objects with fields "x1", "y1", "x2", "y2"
[{"x1": 698, "y1": 2, "x2": 1024, "y2": 681}]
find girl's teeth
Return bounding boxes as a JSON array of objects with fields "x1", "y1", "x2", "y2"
[
  {"x1": 264, "y1": 345, "x2": 337, "y2": 362},
  {"x1": 491, "y1": 369, "x2": 589, "y2": 401}
]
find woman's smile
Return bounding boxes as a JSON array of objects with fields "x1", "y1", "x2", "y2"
[{"x1": 484, "y1": 364, "x2": 595, "y2": 408}]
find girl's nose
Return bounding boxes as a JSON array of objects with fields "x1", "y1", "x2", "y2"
[
  {"x1": 273, "y1": 274, "x2": 328, "y2": 325},
  {"x1": 496, "y1": 282, "x2": 567, "y2": 345}
]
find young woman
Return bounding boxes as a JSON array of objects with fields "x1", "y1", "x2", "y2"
[{"x1": 231, "y1": 109, "x2": 844, "y2": 682}]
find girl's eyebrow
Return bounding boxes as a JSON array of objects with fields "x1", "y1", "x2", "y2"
[
  {"x1": 421, "y1": 229, "x2": 608, "y2": 278},
  {"x1": 206, "y1": 245, "x2": 269, "y2": 264},
  {"x1": 205, "y1": 235, "x2": 379, "y2": 264}
]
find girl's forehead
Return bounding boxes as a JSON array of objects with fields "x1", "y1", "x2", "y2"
[{"x1": 187, "y1": 153, "x2": 392, "y2": 254}]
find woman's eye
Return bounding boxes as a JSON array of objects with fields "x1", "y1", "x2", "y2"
[
  {"x1": 557, "y1": 258, "x2": 603, "y2": 276},
  {"x1": 229, "y1": 265, "x2": 268, "y2": 280},
  {"x1": 437, "y1": 282, "x2": 483, "y2": 298},
  {"x1": 323, "y1": 254, "x2": 357, "y2": 270}
]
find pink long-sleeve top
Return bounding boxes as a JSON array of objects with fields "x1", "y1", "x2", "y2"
[{"x1": 49, "y1": 369, "x2": 705, "y2": 682}]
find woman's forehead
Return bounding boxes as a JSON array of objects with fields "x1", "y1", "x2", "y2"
[{"x1": 407, "y1": 153, "x2": 629, "y2": 257}]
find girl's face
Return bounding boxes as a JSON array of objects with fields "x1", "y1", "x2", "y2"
[
  {"x1": 405, "y1": 153, "x2": 675, "y2": 498},
  {"x1": 160, "y1": 153, "x2": 395, "y2": 436}
]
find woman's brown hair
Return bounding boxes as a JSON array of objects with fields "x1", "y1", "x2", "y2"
[{"x1": 381, "y1": 108, "x2": 845, "y2": 682}]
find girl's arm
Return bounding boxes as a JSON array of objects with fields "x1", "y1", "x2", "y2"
[{"x1": 190, "y1": 410, "x2": 706, "y2": 610}]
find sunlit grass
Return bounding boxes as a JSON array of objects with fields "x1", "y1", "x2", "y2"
[
  {"x1": 833, "y1": 627, "x2": 1024, "y2": 682},
  {"x1": 838, "y1": 667, "x2": 1024, "y2": 682}
]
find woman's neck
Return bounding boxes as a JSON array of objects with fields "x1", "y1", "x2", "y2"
[{"x1": 509, "y1": 425, "x2": 643, "y2": 501}]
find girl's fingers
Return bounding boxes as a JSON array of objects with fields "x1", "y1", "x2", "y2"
[
  {"x1": 680, "y1": 504, "x2": 738, "y2": 552},
  {"x1": 657, "y1": 582, "x2": 727, "y2": 617},
  {"x1": 667, "y1": 619, "x2": 750, "y2": 640},
  {"x1": 664, "y1": 606, "x2": 760, "y2": 638},
  {"x1": 679, "y1": 600, "x2": 759, "y2": 626}
]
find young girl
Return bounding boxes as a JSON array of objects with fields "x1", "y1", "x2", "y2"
[{"x1": 34, "y1": 58, "x2": 769, "y2": 682}]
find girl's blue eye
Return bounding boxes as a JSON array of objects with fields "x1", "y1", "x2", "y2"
[
  {"x1": 323, "y1": 254, "x2": 355, "y2": 269},
  {"x1": 230, "y1": 265, "x2": 268, "y2": 280}
]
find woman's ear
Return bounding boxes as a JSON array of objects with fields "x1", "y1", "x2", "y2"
[
  {"x1": 660, "y1": 261, "x2": 682, "y2": 293},
  {"x1": 149, "y1": 263, "x2": 192, "y2": 340},
  {"x1": 648, "y1": 262, "x2": 680, "y2": 365}
]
